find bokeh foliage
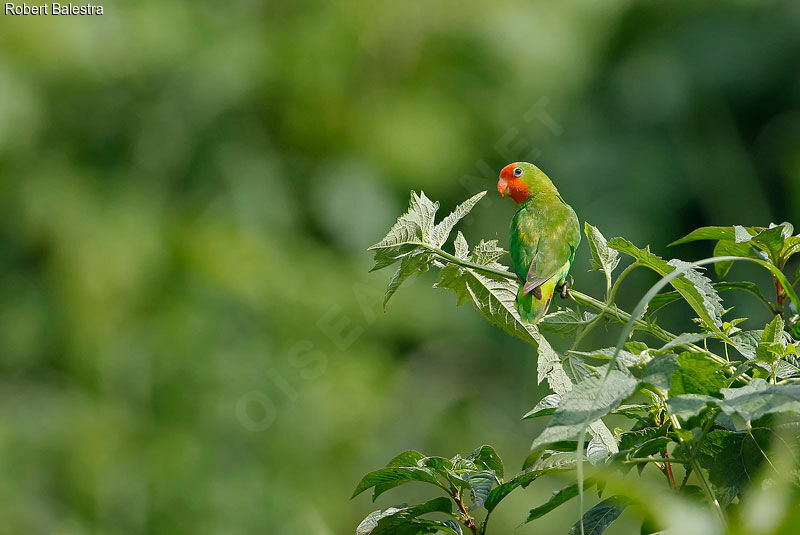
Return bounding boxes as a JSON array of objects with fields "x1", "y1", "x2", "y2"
[{"x1": 1, "y1": 0, "x2": 800, "y2": 533}]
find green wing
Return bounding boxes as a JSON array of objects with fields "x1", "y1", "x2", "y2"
[{"x1": 510, "y1": 194, "x2": 580, "y2": 297}]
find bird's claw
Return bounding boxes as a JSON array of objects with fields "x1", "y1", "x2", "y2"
[{"x1": 559, "y1": 280, "x2": 570, "y2": 299}]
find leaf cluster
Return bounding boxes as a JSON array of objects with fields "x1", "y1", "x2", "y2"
[{"x1": 356, "y1": 192, "x2": 800, "y2": 534}]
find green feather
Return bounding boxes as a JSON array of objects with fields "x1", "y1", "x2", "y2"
[{"x1": 507, "y1": 163, "x2": 580, "y2": 323}]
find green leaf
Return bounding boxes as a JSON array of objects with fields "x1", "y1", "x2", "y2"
[
  {"x1": 467, "y1": 445, "x2": 504, "y2": 479},
  {"x1": 750, "y1": 224, "x2": 792, "y2": 266},
  {"x1": 484, "y1": 457, "x2": 576, "y2": 513},
  {"x1": 466, "y1": 470, "x2": 495, "y2": 509},
  {"x1": 642, "y1": 353, "x2": 680, "y2": 392},
  {"x1": 383, "y1": 252, "x2": 431, "y2": 309},
  {"x1": 356, "y1": 498, "x2": 456, "y2": 535},
  {"x1": 369, "y1": 191, "x2": 438, "y2": 271},
  {"x1": 670, "y1": 226, "x2": 744, "y2": 246},
  {"x1": 612, "y1": 404, "x2": 653, "y2": 422},
  {"x1": 526, "y1": 479, "x2": 596, "y2": 523},
  {"x1": 372, "y1": 451, "x2": 429, "y2": 498},
  {"x1": 668, "y1": 379, "x2": 800, "y2": 424},
  {"x1": 434, "y1": 264, "x2": 540, "y2": 344},
  {"x1": 609, "y1": 238, "x2": 724, "y2": 331},
  {"x1": 696, "y1": 428, "x2": 781, "y2": 507},
  {"x1": 568, "y1": 496, "x2": 629, "y2": 535},
  {"x1": 617, "y1": 424, "x2": 670, "y2": 452},
  {"x1": 530, "y1": 371, "x2": 638, "y2": 451},
  {"x1": 522, "y1": 441, "x2": 580, "y2": 470},
  {"x1": 720, "y1": 378, "x2": 800, "y2": 422},
  {"x1": 352, "y1": 465, "x2": 442, "y2": 500},
  {"x1": 756, "y1": 314, "x2": 785, "y2": 363},
  {"x1": 669, "y1": 352, "x2": 727, "y2": 397},
  {"x1": 666, "y1": 394, "x2": 715, "y2": 422},
  {"x1": 470, "y1": 239, "x2": 507, "y2": 268},
  {"x1": 584, "y1": 222, "x2": 619, "y2": 283},
  {"x1": 430, "y1": 191, "x2": 487, "y2": 248},
  {"x1": 522, "y1": 394, "x2": 561, "y2": 420},
  {"x1": 540, "y1": 308, "x2": 598, "y2": 337},
  {"x1": 368, "y1": 190, "x2": 487, "y2": 275},
  {"x1": 657, "y1": 333, "x2": 713, "y2": 353},
  {"x1": 453, "y1": 231, "x2": 468, "y2": 259},
  {"x1": 712, "y1": 240, "x2": 758, "y2": 279},
  {"x1": 647, "y1": 281, "x2": 773, "y2": 315},
  {"x1": 534, "y1": 333, "x2": 618, "y2": 455},
  {"x1": 569, "y1": 347, "x2": 645, "y2": 368}
]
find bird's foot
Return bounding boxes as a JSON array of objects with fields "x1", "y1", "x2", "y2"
[{"x1": 559, "y1": 279, "x2": 570, "y2": 299}]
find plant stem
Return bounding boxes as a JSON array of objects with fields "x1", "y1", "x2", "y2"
[
  {"x1": 422, "y1": 244, "x2": 737, "y2": 371},
  {"x1": 454, "y1": 492, "x2": 478, "y2": 535},
  {"x1": 668, "y1": 413, "x2": 726, "y2": 529},
  {"x1": 623, "y1": 457, "x2": 689, "y2": 465},
  {"x1": 775, "y1": 277, "x2": 785, "y2": 318},
  {"x1": 608, "y1": 262, "x2": 639, "y2": 304},
  {"x1": 664, "y1": 448, "x2": 676, "y2": 489}
]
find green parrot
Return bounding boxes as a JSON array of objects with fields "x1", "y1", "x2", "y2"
[{"x1": 497, "y1": 162, "x2": 580, "y2": 323}]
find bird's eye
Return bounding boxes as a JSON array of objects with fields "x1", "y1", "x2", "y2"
[{"x1": 513, "y1": 167, "x2": 523, "y2": 177}]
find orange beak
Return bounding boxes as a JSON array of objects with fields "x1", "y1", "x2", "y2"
[{"x1": 497, "y1": 177, "x2": 509, "y2": 197}]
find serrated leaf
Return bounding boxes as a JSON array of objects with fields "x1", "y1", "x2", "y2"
[
  {"x1": 433, "y1": 256, "x2": 614, "y2": 453},
  {"x1": 469, "y1": 239, "x2": 507, "y2": 268},
  {"x1": 585, "y1": 222, "x2": 619, "y2": 283},
  {"x1": 530, "y1": 371, "x2": 639, "y2": 451},
  {"x1": 720, "y1": 379, "x2": 800, "y2": 422},
  {"x1": 776, "y1": 354, "x2": 800, "y2": 378},
  {"x1": 609, "y1": 238, "x2": 724, "y2": 331},
  {"x1": 587, "y1": 435, "x2": 611, "y2": 465},
  {"x1": 667, "y1": 394, "x2": 715, "y2": 422},
  {"x1": 696, "y1": 428, "x2": 784, "y2": 507},
  {"x1": 642, "y1": 353, "x2": 680, "y2": 392},
  {"x1": 668, "y1": 259, "x2": 725, "y2": 327},
  {"x1": 536, "y1": 338, "x2": 618, "y2": 454},
  {"x1": 612, "y1": 404, "x2": 652, "y2": 422},
  {"x1": 568, "y1": 496, "x2": 629, "y2": 535},
  {"x1": 618, "y1": 424, "x2": 670, "y2": 452},
  {"x1": 383, "y1": 252, "x2": 431, "y2": 309},
  {"x1": 526, "y1": 479, "x2": 596, "y2": 523},
  {"x1": 453, "y1": 231, "x2": 468, "y2": 259},
  {"x1": 433, "y1": 265, "x2": 534, "y2": 343},
  {"x1": 369, "y1": 191, "x2": 435, "y2": 251},
  {"x1": 539, "y1": 309, "x2": 598, "y2": 337},
  {"x1": 669, "y1": 352, "x2": 727, "y2": 397},
  {"x1": 431, "y1": 191, "x2": 487, "y2": 248},
  {"x1": 356, "y1": 497, "x2": 455, "y2": 535},
  {"x1": 668, "y1": 379, "x2": 800, "y2": 424},
  {"x1": 648, "y1": 281, "x2": 773, "y2": 315},
  {"x1": 569, "y1": 348, "x2": 645, "y2": 368},
  {"x1": 756, "y1": 314, "x2": 785, "y2": 363}
]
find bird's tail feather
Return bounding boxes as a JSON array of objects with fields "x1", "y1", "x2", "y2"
[
  {"x1": 517, "y1": 261, "x2": 571, "y2": 324},
  {"x1": 517, "y1": 277, "x2": 557, "y2": 323}
]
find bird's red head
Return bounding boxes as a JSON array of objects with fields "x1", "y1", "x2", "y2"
[{"x1": 497, "y1": 163, "x2": 530, "y2": 204}]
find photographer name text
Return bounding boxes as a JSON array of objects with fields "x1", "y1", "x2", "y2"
[{"x1": 5, "y1": 3, "x2": 103, "y2": 15}]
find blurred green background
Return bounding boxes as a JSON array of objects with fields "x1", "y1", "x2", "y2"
[{"x1": 1, "y1": 1, "x2": 800, "y2": 533}]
